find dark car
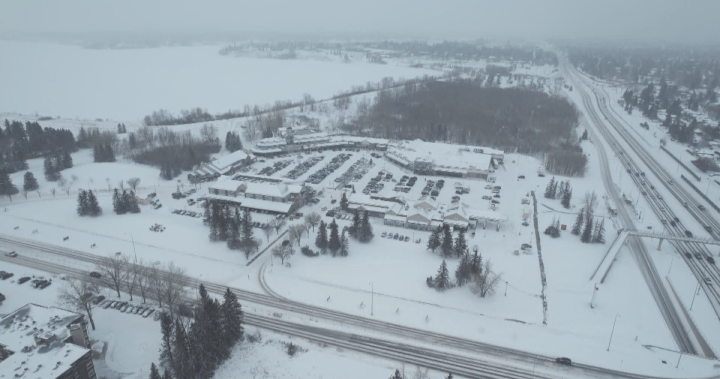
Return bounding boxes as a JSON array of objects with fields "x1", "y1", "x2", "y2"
[
  {"x1": 38, "y1": 281, "x2": 51, "y2": 289},
  {"x1": 708, "y1": 257, "x2": 716, "y2": 265},
  {"x1": 685, "y1": 252, "x2": 692, "y2": 259},
  {"x1": 555, "y1": 357, "x2": 572, "y2": 366},
  {"x1": 705, "y1": 226, "x2": 712, "y2": 233},
  {"x1": 17, "y1": 276, "x2": 31, "y2": 285},
  {"x1": 89, "y1": 271, "x2": 102, "y2": 279},
  {"x1": 92, "y1": 295, "x2": 106, "y2": 305},
  {"x1": 685, "y1": 230, "x2": 693, "y2": 238},
  {"x1": 670, "y1": 221, "x2": 677, "y2": 227}
]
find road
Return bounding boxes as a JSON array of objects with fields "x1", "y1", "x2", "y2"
[{"x1": 562, "y1": 57, "x2": 719, "y2": 356}]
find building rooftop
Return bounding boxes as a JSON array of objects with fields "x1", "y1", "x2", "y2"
[
  {"x1": 388, "y1": 140, "x2": 494, "y2": 171},
  {"x1": 210, "y1": 150, "x2": 250, "y2": 173},
  {"x1": 0, "y1": 304, "x2": 89, "y2": 379},
  {"x1": 209, "y1": 176, "x2": 245, "y2": 192}
]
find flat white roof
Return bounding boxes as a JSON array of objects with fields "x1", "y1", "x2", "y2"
[
  {"x1": 209, "y1": 177, "x2": 244, "y2": 192},
  {"x1": 387, "y1": 140, "x2": 493, "y2": 171},
  {"x1": 200, "y1": 194, "x2": 294, "y2": 213},
  {"x1": 244, "y1": 182, "x2": 300, "y2": 198}
]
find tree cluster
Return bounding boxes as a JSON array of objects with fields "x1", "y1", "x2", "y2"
[
  {"x1": 348, "y1": 210, "x2": 374, "y2": 242},
  {"x1": 224, "y1": 131, "x2": 243, "y2": 153},
  {"x1": 93, "y1": 144, "x2": 116, "y2": 163},
  {"x1": 571, "y1": 191, "x2": 605, "y2": 244},
  {"x1": 314, "y1": 219, "x2": 347, "y2": 257},
  {"x1": 426, "y1": 225, "x2": 467, "y2": 258},
  {"x1": 155, "y1": 285, "x2": 244, "y2": 379},
  {"x1": 206, "y1": 203, "x2": 258, "y2": 258},
  {"x1": 1, "y1": 119, "x2": 76, "y2": 174},
  {"x1": 544, "y1": 217, "x2": 561, "y2": 238},
  {"x1": 117, "y1": 123, "x2": 127, "y2": 134},
  {"x1": 43, "y1": 151, "x2": 73, "y2": 181},
  {"x1": 77, "y1": 126, "x2": 117, "y2": 149},
  {"x1": 76, "y1": 189, "x2": 102, "y2": 216},
  {"x1": 543, "y1": 177, "x2": 573, "y2": 208},
  {"x1": 112, "y1": 189, "x2": 141, "y2": 215}
]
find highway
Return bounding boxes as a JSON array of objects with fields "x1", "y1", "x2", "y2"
[
  {"x1": 563, "y1": 58, "x2": 720, "y2": 357},
  {"x1": 2, "y1": 234, "x2": 713, "y2": 379}
]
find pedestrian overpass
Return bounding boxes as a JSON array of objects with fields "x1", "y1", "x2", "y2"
[{"x1": 590, "y1": 229, "x2": 720, "y2": 283}]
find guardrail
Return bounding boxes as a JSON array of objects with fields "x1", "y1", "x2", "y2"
[
  {"x1": 661, "y1": 146, "x2": 700, "y2": 181},
  {"x1": 680, "y1": 174, "x2": 720, "y2": 214}
]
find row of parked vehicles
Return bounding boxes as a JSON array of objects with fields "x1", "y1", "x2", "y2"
[
  {"x1": 173, "y1": 209, "x2": 203, "y2": 218},
  {"x1": 284, "y1": 156, "x2": 324, "y2": 179},
  {"x1": 258, "y1": 159, "x2": 293, "y2": 176},
  {"x1": 381, "y1": 231, "x2": 421, "y2": 243},
  {"x1": 306, "y1": 154, "x2": 352, "y2": 184},
  {"x1": 364, "y1": 170, "x2": 392, "y2": 194},
  {"x1": 99, "y1": 298, "x2": 157, "y2": 318},
  {"x1": 393, "y1": 175, "x2": 417, "y2": 193},
  {"x1": 15, "y1": 275, "x2": 52, "y2": 289},
  {"x1": 172, "y1": 188, "x2": 197, "y2": 199}
]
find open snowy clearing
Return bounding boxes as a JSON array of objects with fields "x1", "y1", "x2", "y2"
[{"x1": 0, "y1": 41, "x2": 436, "y2": 120}]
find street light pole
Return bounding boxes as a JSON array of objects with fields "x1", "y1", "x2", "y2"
[
  {"x1": 690, "y1": 282, "x2": 700, "y2": 310},
  {"x1": 369, "y1": 282, "x2": 374, "y2": 316},
  {"x1": 125, "y1": 232, "x2": 137, "y2": 262},
  {"x1": 606, "y1": 314, "x2": 620, "y2": 352},
  {"x1": 668, "y1": 256, "x2": 674, "y2": 274},
  {"x1": 504, "y1": 281, "x2": 508, "y2": 296}
]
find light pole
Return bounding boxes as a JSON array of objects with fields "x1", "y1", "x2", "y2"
[
  {"x1": 668, "y1": 255, "x2": 674, "y2": 274},
  {"x1": 125, "y1": 232, "x2": 137, "y2": 261},
  {"x1": 369, "y1": 282, "x2": 374, "y2": 316},
  {"x1": 706, "y1": 180, "x2": 711, "y2": 196},
  {"x1": 606, "y1": 313, "x2": 620, "y2": 352},
  {"x1": 690, "y1": 282, "x2": 700, "y2": 310},
  {"x1": 504, "y1": 281, "x2": 508, "y2": 296}
]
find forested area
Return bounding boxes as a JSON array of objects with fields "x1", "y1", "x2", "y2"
[
  {"x1": 346, "y1": 80, "x2": 583, "y2": 174},
  {"x1": 1, "y1": 119, "x2": 76, "y2": 174}
]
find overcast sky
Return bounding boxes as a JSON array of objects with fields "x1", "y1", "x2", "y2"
[{"x1": 2, "y1": 0, "x2": 719, "y2": 42}]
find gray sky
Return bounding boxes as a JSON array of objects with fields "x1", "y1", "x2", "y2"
[{"x1": 2, "y1": 0, "x2": 719, "y2": 42}]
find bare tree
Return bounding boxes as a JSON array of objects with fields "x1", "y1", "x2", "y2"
[
  {"x1": 127, "y1": 177, "x2": 141, "y2": 192},
  {"x1": 272, "y1": 243, "x2": 293, "y2": 264},
  {"x1": 270, "y1": 219, "x2": 286, "y2": 234},
  {"x1": 136, "y1": 260, "x2": 152, "y2": 303},
  {"x1": 163, "y1": 262, "x2": 189, "y2": 317},
  {"x1": 262, "y1": 225, "x2": 274, "y2": 242},
  {"x1": 56, "y1": 279, "x2": 99, "y2": 330},
  {"x1": 58, "y1": 176, "x2": 73, "y2": 196},
  {"x1": 583, "y1": 191, "x2": 598, "y2": 214},
  {"x1": 50, "y1": 187, "x2": 56, "y2": 197},
  {"x1": 149, "y1": 263, "x2": 164, "y2": 308},
  {"x1": 105, "y1": 178, "x2": 112, "y2": 191},
  {"x1": 96, "y1": 253, "x2": 129, "y2": 298},
  {"x1": 304, "y1": 212, "x2": 321, "y2": 233},
  {"x1": 126, "y1": 258, "x2": 141, "y2": 301},
  {"x1": 471, "y1": 260, "x2": 503, "y2": 298},
  {"x1": 200, "y1": 123, "x2": 218, "y2": 143},
  {"x1": 288, "y1": 224, "x2": 304, "y2": 246}
]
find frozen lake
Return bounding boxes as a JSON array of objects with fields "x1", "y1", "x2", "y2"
[{"x1": 0, "y1": 40, "x2": 435, "y2": 121}]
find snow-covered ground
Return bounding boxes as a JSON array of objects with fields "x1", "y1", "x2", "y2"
[{"x1": 0, "y1": 40, "x2": 437, "y2": 120}]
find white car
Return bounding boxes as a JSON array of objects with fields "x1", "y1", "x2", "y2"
[{"x1": 4, "y1": 251, "x2": 18, "y2": 257}]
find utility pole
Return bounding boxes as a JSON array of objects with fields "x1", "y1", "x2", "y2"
[
  {"x1": 690, "y1": 282, "x2": 700, "y2": 310},
  {"x1": 125, "y1": 232, "x2": 137, "y2": 262},
  {"x1": 606, "y1": 314, "x2": 620, "y2": 352},
  {"x1": 369, "y1": 282, "x2": 374, "y2": 316}
]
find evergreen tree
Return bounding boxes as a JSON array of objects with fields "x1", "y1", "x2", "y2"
[
  {"x1": 340, "y1": 192, "x2": 349, "y2": 211},
  {"x1": 159, "y1": 312, "x2": 175, "y2": 369},
  {"x1": 113, "y1": 189, "x2": 124, "y2": 214},
  {"x1": 217, "y1": 205, "x2": 229, "y2": 241},
  {"x1": 389, "y1": 369, "x2": 404, "y2": 379},
  {"x1": 327, "y1": 219, "x2": 341, "y2": 256},
  {"x1": 339, "y1": 230, "x2": 350, "y2": 257},
  {"x1": 0, "y1": 170, "x2": 18, "y2": 201},
  {"x1": 349, "y1": 209, "x2": 360, "y2": 238},
  {"x1": 561, "y1": 187, "x2": 572, "y2": 209},
  {"x1": 128, "y1": 132, "x2": 137, "y2": 149},
  {"x1": 171, "y1": 319, "x2": 191, "y2": 379},
  {"x1": 62, "y1": 151, "x2": 73, "y2": 169},
  {"x1": 315, "y1": 220, "x2": 328, "y2": 253},
  {"x1": 86, "y1": 190, "x2": 102, "y2": 216},
  {"x1": 470, "y1": 251, "x2": 483, "y2": 276},
  {"x1": 455, "y1": 252, "x2": 472, "y2": 287},
  {"x1": 551, "y1": 179, "x2": 558, "y2": 198},
  {"x1": 544, "y1": 177, "x2": 555, "y2": 199},
  {"x1": 240, "y1": 209, "x2": 255, "y2": 258},
  {"x1": 129, "y1": 191, "x2": 141, "y2": 213},
  {"x1": 581, "y1": 215, "x2": 594, "y2": 243},
  {"x1": 77, "y1": 190, "x2": 88, "y2": 216},
  {"x1": 93, "y1": 145, "x2": 101, "y2": 163},
  {"x1": 557, "y1": 181, "x2": 566, "y2": 200},
  {"x1": 427, "y1": 226, "x2": 442, "y2": 253},
  {"x1": 593, "y1": 219, "x2": 606, "y2": 244},
  {"x1": 445, "y1": 374, "x2": 454, "y2": 379},
  {"x1": 434, "y1": 260, "x2": 451, "y2": 291},
  {"x1": 208, "y1": 203, "x2": 220, "y2": 241},
  {"x1": 149, "y1": 363, "x2": 162, "y2": 379},
  {"x1": 220, "y1": 288, "x2": 244, "y2": 348},
  {"x1": 571, "y1": 208, "x2": 584, "y2": 235},
  {"x1": 225, "y1": 131, "x2": 233, "y2": 151},
  {"x1": 105, "y1": 143, "x2": 116, "y2": 162},
  {"x1": 162, "y1": 370, "x2": 173, "y2": 379},
  {"x1": 453, "y1": 230, "x2": 467, "y2": 258},
  {"x1": 227, "y1": 208, "x2": 240, "y2": 250},
  {"x1": 43, "y1": 156, "x2": 60, "y2": 181},
  {"x1": 23, "y1": 171, "x2": 38, "y2": 192},
  {"x1": 358, "y1": 210, "x2": 373, "y2": 242},
  {"x1": 441, "y1": 224, "x2": 453, "y2": 257}
]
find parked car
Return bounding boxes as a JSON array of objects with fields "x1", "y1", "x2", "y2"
[
  {"x1": 4, "y1": 251, "x2": 17, "y2": 257},
  {"x1": 89, "y1": 271, "x2": 102, "y2": 279},
  {"x1": 393, "y1": 233, "x2": 399, "y2": 240},
  {"x1": 103, "y1": 301, "x2": 114, "y2": 309},
  {"x1": 555, "y1": 357, "x2": 572, "y2": 366},
  {"x1": 17, "y1": 276, "x2": 31, "y2": 285},
  {"x1": 381, "y1": 232, "x2": 387, "y2": 237},
  {"x1": 685, "y1": 230, "x2": 693, "y2": 238},
  {"x1": 404, "y1": 236, "x2": 410, "y2": 242},
  {"x1": 92, "y1": 295, "x2": 106, "y2": 305}
]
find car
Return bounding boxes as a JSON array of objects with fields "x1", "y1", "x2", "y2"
[
  {"x1": 0, "y1": 272, "x2": 14, "y2": 280},
  {"x1": 555, "y1": 357, "x2": 572, "y2": 366},
  {"x1": 4, "y1": 251, "x2": 17, "y2": 257},
  {"x1": 153, "y1": 310, "x2": 162, "y2": 321},
  {"x1": 682, "y1": 202, "x2": 688, "y2": 208},
  {"x1": 518, "y1": 175, "x2": 525, "y2": 179},
  {"x1": 485, "y1": 185, "x2": 493, "y2": 189},
  {"x1": 482, "y1": 196, "x2": 492, "y2": 200},
  {"x1": 125, "y1": 306, "x2": 135, "y2": 314},
  {"x1": 491, "y1": 200, "x2": 500, "y2": 204},
  {"x1": 415, "y1": 238, "x2": 422, "y2": 243},
  {"x1": 704, "y1": 277, "x2": 713, "y2": 286},
  {"x1": 699, "y1": 205, "x2": 706, "y2": 211},
  {"x1": 685, "y1": 230, "x2": 693, "y2": 238},
  {"x1": 661, "y1": 219, "x2": 667, "y2": 224},
  {"x1": 17, "y1": 276, "x2": 30, "y2": 285},
  {"x1": 38, "y1": 281, "x2": 51, "y2": 289},
  {"x1": 144, "y1": 309, "x2": 155, "y2": 318},
  {"x1": 92, "y1": 295, "x2": 106, "y2": 305},
  {"x1": 685, "y1": 252, "x2": 692, "y2": 259},
  {"x1": 89, "y1": 271, "x2": 102, "y2": 279},
  {"x1": 120, "y1": 304, "x2": 130, "y2": 312},
  {"x1": 493, "y1": 194, "x2": 500, "y2": 198},
  {"x1": 522, "y1": 221, "x2": 530, "y2": 226},
  {"x1": 393, "y1": 233, "x2": 399, "y2": 240},
  {"x1": 135, "y1": 306, "x2": 145, "y2": 315},
  {"x1": 657, "y1": 195, "x2": 663, "y2": 200},
  {"x1": 521, "y1": 243, "x2": 532, "y2": 250},
  {"x1": 404, "y1": 236, "x2": 410, "y2": 242},
  {"x1": 670, "y1": 221, "x2": 677, "y2": 227},
  {"x1": 381, "y1": 232, "x2": 387, "y2": 237},
  {"x1": 695, "y1": 253, "x2": 703, "y2": 259},
  {"x1": 674, "y1": 217, "x2": 680, "y2": 223},
  {"x1": 491, "y1": 189, "x2": 500, "y2": 194},
  {"x1": 705, "y1": 226, "x2": 712, "y2": 233},
  {"x1": 707, "y1": 257, "x2": 715, "y2": 264},
  {"x1": 538, "y1": 173, "x2": 545, "y2": 177},
  {"x1": 103, "y1": 301, "x2": 114, "y2": 309}
]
